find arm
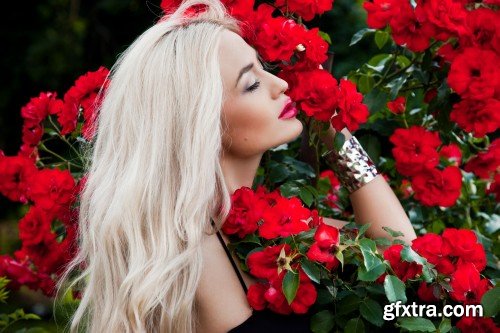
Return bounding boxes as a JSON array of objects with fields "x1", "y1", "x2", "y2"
[{"x1": 314, "y1": 120, "x2": 417, "y2": 244}]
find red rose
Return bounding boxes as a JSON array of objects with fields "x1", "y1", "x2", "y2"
[
  {"x1": 18, "y1": 206, "x2": 53, "y2": 246},
  {"x1": 319, "y1": 170, "x2": 341, "y2": 209},
  {"x1": 0, "y1": 255, "x2": 38, "y2": 291},
  {"x1": 247, "y1": 283, "x2": 269, "y2": 310},
  {"x1": 390, "y1": 126, "x2": 441, "y2": 177},
  {"x1": 255, "y1": 185, "x2": 282, "y2": 207},
  {"x1": 415, "y1": 0, "x2": 468, "y2": 40},
  {"x1": 450, "y1": 262, "x2": 491, "y2": 304},
  {"x1": 456, "y1": 316, "x2": 500, "y2": 333},
  {"x1": 442, "y1": 228, "x2": 487, "y2": 272},
  {"x1": 222, "y1": 0, "x2": 255, "y2": 22},
  {"x1": 447, "y1": 48, "x2": 500, "y2": 100},
  {"x1": 464, "y1": 138, "x2": 500, "y2": 179},
  {"x1": 0, "y1": 154, "x2": 37, "y2": 203},
  {"x1": 411, "y1": 166, "x2": 462, "y2": 207},
  {"x1": 246, "y1": 268, "x2": 317, "y2": 315},
  {"x1": 222, "y1": 186, "x2": 269, "y2": 238},
  {"x1": 417, "y1": 282, "x2": 441, "y2": 303},
  {"x1": 25, "y1": 168, "x2": 76, "y2": 213},
  {"x1": 249, "y1": 9, "x2": 303, "y2": 63},
  {"x1": 450, "y1": 98, "x2": 500, "y2": 138},
  {"x1": 389, "y1": 1, "x2": 435, "y2": 52},
  {"x1": 411, "y1": 233, "x2": 455, "y2": 275},
  {"x1": 259, "y1": 196, "x2": 311, "y2": 239},
  {"x1": 363, "y1": 0, "x2": 401, "y2": 29},
  {"x1": 61, "y1": 67, "x2": 109, "y2": 139},
  {"x1": 439, "y1": 144, "x2": 462, "y2": 166},
  {"x1": 279, "y1": 68, "x2": 339, "y2": 122},
  {"x1": 288, "y1": 28, "x2": 329, "y2": 71},
  {"x1": 19, "y1": 124, "x2": 44, "y2": 159},
  {"x1": 387, "y1": 96, "x2": 406, "y2": 114},
  {"x1": 383, "y1": 244, "x2": 422, "y2": 282},
  {"x1": 306, "y1": 222, "x2": 340, "y2": 271},
  {"x1": 459, "y1": 8, "x2": 500, "y2": 54},
  {"x1": 247, "y1": 244, "x2": 294, "y2": 280},
  {"x1": 330, "y1": 78, "x2": 369, "y2": 132},
  {"x1": 275, "y1": 0, "x2": 333, "y2": 22}
]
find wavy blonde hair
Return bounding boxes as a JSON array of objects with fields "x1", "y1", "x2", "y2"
[{"x1": 55, "y1": 0, "x2": 243, "y2": 331}]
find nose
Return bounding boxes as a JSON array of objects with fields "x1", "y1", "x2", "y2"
[{"x1": 271, "y1": 73, "x2": 289, "y2": 99}]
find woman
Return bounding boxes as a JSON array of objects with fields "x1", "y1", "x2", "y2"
[{"x1": 57, "y1": 0, "x2": 416, "y2": 332}]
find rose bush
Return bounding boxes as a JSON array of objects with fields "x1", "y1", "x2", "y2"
[{"x1": 0, "y1": 0, "x2": 498, "y2": 331}]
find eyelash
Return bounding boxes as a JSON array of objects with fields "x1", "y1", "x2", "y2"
[{"x1": 246, "y1": 79, "x2": 261, "y2": 92}]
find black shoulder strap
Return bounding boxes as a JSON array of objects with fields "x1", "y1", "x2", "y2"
[{"x1": 211, "y1": 220, "x2": 248, "y2": 294}]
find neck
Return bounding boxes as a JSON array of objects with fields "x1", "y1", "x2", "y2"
[{"x1": 220, "y1": 152, "x2": 263, "y2": 194}]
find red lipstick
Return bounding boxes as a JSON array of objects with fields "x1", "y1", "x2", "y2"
[{"x1": 279, "y1": 99, "x2": 298, "y2": 119}]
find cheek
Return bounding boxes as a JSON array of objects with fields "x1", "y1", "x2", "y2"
[{"x1": 222, "y1": 105, "x2": 269, "y2": 153}]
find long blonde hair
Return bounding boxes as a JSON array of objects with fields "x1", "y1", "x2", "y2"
[{"x1": 56, "y1": 0, "x2": 242, "y2": 331}]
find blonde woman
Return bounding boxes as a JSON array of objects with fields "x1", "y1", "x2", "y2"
[{"x1": 56, "y1": 0, "x2": 416, "y2": 332}]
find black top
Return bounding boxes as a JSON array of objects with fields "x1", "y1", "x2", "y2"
[{"x1": 211, "y1": 221, "x2": 313, "y2": 333}]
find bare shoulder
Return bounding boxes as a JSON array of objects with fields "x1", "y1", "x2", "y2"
[{"x1": 195, "y1": 232, "x2": 255, "y2": 333}]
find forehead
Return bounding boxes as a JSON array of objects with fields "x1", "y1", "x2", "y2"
[{"x1": 218, "y1": 30, "x2": 255, "y2": 89}]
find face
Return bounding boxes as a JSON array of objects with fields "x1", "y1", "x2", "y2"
[{"x1": 218, "y1": 30, "x2": 303, "y2": 158}]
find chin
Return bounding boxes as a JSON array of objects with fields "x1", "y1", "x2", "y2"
[{"x1": 282, "y1": 119, "x2": 304, "y2": 143}]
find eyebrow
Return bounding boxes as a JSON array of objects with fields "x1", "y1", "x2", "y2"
[{"x1": 234, "y1": 48, "x2": 259, "y2": 88}]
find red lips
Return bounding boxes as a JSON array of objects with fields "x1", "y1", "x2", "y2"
[{"x1": 279, "y1": 99, "x2": 298, "y2": 119}]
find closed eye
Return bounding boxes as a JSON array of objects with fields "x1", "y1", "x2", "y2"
[{"x1": 245, "y1": 79, "x2": 261, "y2": 92}]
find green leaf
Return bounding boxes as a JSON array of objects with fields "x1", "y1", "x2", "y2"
[
  {"x1": 350, "y1": 28, "x2": 376, "y2": 46},
  {"x1": 22, "y1": 313, "x2": 41, "y2": 320},
  {"x1": 333, "y1": 132, "x2": 346, "y2": 152},
  {"x1": 396, "y1": 317, "x2": 435, "y2": 332},
  {"x1": 358, "y1": 262, "x2": 386, "y2": 281},
  {"x1": 481, "y1": 286, "x2": 500, "y2": 317},
  {"x1": 335, "y1": 250, "x2": 344, "y2": 270},
  {"x1": 268, "y1": 161, "x2": 290, "y2": 183},
  {"x1": 356, "y1": 223, "x2": 371, "y2": 240},
  {"x1": 438, "y1": 318, "x2": 452, "y2": 333},
  {"x1": 345, "y1": 317, "x2": 365, "y2": 333},
  {"x1": 382, "y1": 226, "x2": 404, "y2": 238},
  {"x1": 400, "y1": 246, "x2": 436, "y2": 282},
  {"x1": 374, "y1": 30, "x2": 389, "y2": 49},
  {"x1": 358, "y1": 74, "x2": 375, "y2": 94},
  {"x1": 310, "y1": 310, "x2": 335, "y2": 333},
  {"x1": 385, "y1": 75, "x2": 408, "y2": 100},
  {"x1": 336, "y1": 294, "x2": 361, "y2": 316},
  {"x1": 384, "y1": 275, "x2": 407, "y2": 303},
  {"x1": 299, "y1": 187, "x2": 314, "y2": 207},
  {"x1": 367, "y1": 53, "x2": 392, "y2": 73},
  {"x1": 396, "y1": 55, "x2": 411, "y2": 68},
  {"x1": 282, "y1": 270, "x2": 299, "y2": 305},
  {"x1": 358, "y1": 238, "x2": 381, "y2": 271},
  {"x1": 318, "y1": 31, "x2": 332, "y2": 45},
  {"x1": 301, "y1": 258, "x2": 321, "y2": 284},
  {"x1": 374, "y1": 237, "x2": 392, "y2": 247},
  {"x1": 280, "y1": 181, "x2": 301, "y2": 198},
  {"x1": 360, "y1": 299, "x2": 384, "y2": 327}
]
